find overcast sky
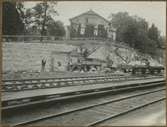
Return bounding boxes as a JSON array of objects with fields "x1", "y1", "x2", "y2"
[{"x1": 24, "y1": 1, "x2": 166, "y2": 36}]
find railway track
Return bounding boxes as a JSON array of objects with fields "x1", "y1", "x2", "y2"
[
  {"x1": 2, "y1": 74, "x2": 163, "y2": 92},
  {"x1": 2, "y1": 77, "x2": 165, "y2": 109},
  {"x1": 2, "y1": 85, "x2": 165, "y2": 126}
]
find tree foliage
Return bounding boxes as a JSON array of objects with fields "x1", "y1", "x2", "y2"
[
  {"x1": 15, "y1": 1, "x2": 67, "y2": 39},
  {"x1": 28, "y1": 1, "x2": 58, "y2": 38},
  {"x1": 47, "y1": 20, "x2": 65, "y2": 37},
  {"x1": 16, "y1": 2, "x2": 35, "y2": 33},
  {"x1": 110, "y1": 12, "x2": 164, "y2": 57},
  {"x1": 148, "y1": 24, "x2": 160, "y2": 48},
  {"x1": 2, "y1": 1, "x2": 24, "y2": 35}
]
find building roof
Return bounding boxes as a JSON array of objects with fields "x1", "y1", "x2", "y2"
[{"x1": 69, "y1": 9, "x2": 110, "y2": 23}]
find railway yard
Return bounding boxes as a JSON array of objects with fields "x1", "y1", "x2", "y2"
[
  {"x1": 2, "y1": 40, "x2": 166, "y2": 126},
  {"x1": 2, "y1": 1, "x2": 166, "y2": 126},
  {"x1": 1, "y1": 72, "x2": 166, "y2": 126}
]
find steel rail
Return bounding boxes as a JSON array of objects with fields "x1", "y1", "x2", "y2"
[
  {"x1": 2, "y1": 74, "x2": 125, "y2": 91},
  {"x1": 3, "y1": 73, "x2": 124, "y2": 82},
  {"x1": 88, "y1": 97, "x2": 165, "y2": 126},
  {"x1": 13, "y1": 88, "x2": 165, "y2": 126},
  {"x1": 2, "y1": 75, "x2": 163, "y2": 92},
  {"x1": 2, "y1": 78, "x2": 164, "y2": 108},
  {"x1": 2, "y1": 79, "x2": 165, "y2": 109}
]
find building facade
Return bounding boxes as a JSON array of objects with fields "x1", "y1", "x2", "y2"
[{"x1": 69, "y1": 10, "x2": 116, "y2": 40}]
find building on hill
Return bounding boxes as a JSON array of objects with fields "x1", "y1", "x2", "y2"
[{"x1": 69, "y1": 10, "x2": 116, "y2": 40}]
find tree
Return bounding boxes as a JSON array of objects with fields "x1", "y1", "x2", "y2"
[
  {"x1": 157, "y1": 36, "x2": 165, "y2": 49},
  {"x1": 24, "y1": 1, "x2": 58, "y2": 40},
  {"x1": 148, "y1": 24, "x2": 159, "y2": 41},
  {"x1": 15, "y1": 2, "x2": 34, "y2": 34},
  {"x1": 110, "y1": 12, "x2": 135, "y2": 43},
  {"x1": 110, "y1": 12, "x2": 130, "y2": 28},
  {"x1": 122, "y1": 22, "x2": 138, "y2": 47},
  {"x1": 110, "y1": 12, "x2": 148, "y2": 45},
  {"x1": 2, "y1": 1, "x2": 24, "y2": 35},
  {"x1": 109, "y1": 12, "x2": 163, "y2": 57},
  {"x1": 47, "y1": 20, "x2": 65, "y2": 38},
  {"x1": 148, "y1": 24, "x2": 160, "y2": 47}
]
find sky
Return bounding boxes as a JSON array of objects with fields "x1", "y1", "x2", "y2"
[{"x1": 24, "y1": 1, "x2": 166, "y2": 36}]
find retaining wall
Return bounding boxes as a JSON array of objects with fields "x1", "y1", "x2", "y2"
[{"x1": 2, "y1": 42, "x2": 76, "y2": 73}]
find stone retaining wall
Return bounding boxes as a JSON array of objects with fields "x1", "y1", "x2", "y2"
[{"x1": 2, "y1": 42, "x2": 76, "y2": 73}]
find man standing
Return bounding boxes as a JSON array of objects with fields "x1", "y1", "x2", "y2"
[{"x1": 41, "y1": 59, "x2": 46, "y2": 72}]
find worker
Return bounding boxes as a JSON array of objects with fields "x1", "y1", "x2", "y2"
[{"x1": 41, "y1": 59, "x2": 46, "y2": 72}]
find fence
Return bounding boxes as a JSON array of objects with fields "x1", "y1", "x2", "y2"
[
  {"x1": 2, "y1": 35, "x2": 112, "y2": 42},
  {"x1": 2, "y1": 35, "x2": 131, "y2": 50},
  {"x1": 2, "y1": 35, "x2": 64, "y2": 42}
]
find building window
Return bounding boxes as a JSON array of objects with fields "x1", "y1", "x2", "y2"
[
  {"x1": 77, "y1": 24, "x2": 81, "y2": 36},
  {"x1": 98, "y1": 24, "x2": 106, "y2": 38},
  {"x1": 81, "y1": 27, "x2": 85, "y2": 35},
  {"x1": 85, "y1": 24, "x2": 95, "y2": 37},
  {"x1": 94, "y1": 29, "x2": 98, "y2": 36}
]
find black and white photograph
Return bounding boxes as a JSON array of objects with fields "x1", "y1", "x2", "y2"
[{"x1": 1, "y1": 0, "x2": 166, "y2": 126}]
